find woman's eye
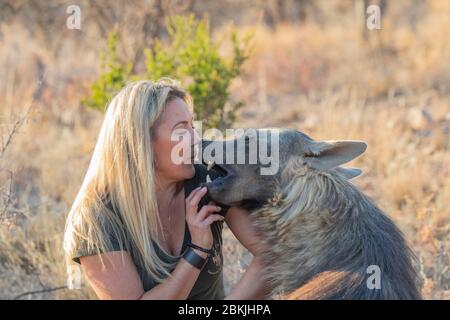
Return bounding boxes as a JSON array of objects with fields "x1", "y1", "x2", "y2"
[
  {"x1": 173, "y1": 123, "x2": 196, "y2": 137},
  {"x1": 173, "y1": 128, "x2": 189, "y2": 136}
]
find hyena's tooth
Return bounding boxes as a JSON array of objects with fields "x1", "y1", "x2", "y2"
[
  {"x1": 207, "y1": 161, "x2": 215, "y2": 171},
  {"x1": 206, "y1": 174, "x2": 212, "y2": 183}
]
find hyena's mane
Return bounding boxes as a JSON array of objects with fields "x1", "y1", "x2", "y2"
[{"x1": 251, "y1": 157, "x2": 421, "y2": 299}]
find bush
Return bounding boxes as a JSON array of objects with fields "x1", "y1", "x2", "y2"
[
  {"x1": 82, "y1": 32, "x2": 132, "y2": 111},
  {"x1": 84, "y1": 15, "x2": 252, "y2": 129}
]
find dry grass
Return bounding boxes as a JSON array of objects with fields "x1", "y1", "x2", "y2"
[{"x1": 0, "y1": 1, "x2": 449, "y2": 299}]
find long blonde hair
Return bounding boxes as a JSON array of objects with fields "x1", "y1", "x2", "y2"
[{"x1": 64, "y1": 79, "x2": 192, "y2": 282}]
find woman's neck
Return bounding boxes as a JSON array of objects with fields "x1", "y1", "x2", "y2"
[{"x1": 154, "y1": 174, "x2": 183, "y2": 209}]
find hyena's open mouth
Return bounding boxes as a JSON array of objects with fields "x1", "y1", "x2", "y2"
[
  {"x1": 201, "y1": 158, "x2": 264, "y2": 210},
  {"x1": 202, "y1": 159, "x2": 230, "y2": 182}
]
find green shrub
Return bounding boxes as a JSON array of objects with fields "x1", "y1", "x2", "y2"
[
  {"x1": 83, "y1": 15, "x2": 252, "y2": 129},
  {"x1": 82, "y1": 32, "x2": 132, "y2": 111}
]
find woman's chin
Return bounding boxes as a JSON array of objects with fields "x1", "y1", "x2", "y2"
[{"x1": 183, "y1": 164, "x2": 196, "y2": 179}]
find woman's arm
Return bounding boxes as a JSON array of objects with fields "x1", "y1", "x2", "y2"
[
  {"x1": 223, "y1": 207, "x2": 272, "y2": 299},
  {"x1": 80, "y1": 249, "x2": 208, "y2": 300},
  {"x1": 80, "y1": 187, "x2": 224, "y2": 300}
]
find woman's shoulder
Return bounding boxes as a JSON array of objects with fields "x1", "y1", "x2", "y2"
[{"x1": 70, "y1": 199, "x2": 128, "y2": 264}]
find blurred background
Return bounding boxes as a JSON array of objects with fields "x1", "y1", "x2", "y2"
[{"x1": 0, "y1": 0, "x2": 448, "y2": 299}]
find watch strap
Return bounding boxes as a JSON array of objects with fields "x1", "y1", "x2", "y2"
[{"x1": 182, "y1": 247, "x2": 208, "y2": 270}]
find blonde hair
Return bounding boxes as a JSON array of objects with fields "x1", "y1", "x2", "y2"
[{"x1": 64, "y1": 79, "x2": 192, "y2": 282}]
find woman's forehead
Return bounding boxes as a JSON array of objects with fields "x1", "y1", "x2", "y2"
[{"x1": 159, "y1": 98, "x2": 193, "y2": 126}]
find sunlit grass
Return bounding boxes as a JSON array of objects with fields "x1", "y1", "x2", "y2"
[{"x1": 0, "y1": 1, "x2": 448, "y2": 299}]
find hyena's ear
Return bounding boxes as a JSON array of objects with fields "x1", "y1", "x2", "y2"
[
  {"x1": 304, "y1": 140, "x2": 367, "y2": 171},
  {"x1": 332, "y1": 166, "x2": 363, "y2": 179}
]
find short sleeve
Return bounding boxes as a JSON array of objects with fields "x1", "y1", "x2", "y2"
[{"x1": 71, "y1": 208, "x2": 128, "y2": 264}]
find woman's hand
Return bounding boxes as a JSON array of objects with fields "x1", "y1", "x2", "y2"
[{"x1": 185, "y1": 186, "x2": 224, "y2": 250}]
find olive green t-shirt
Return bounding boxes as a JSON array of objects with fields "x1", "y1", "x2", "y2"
[{"x1": 71, "y1": 164, "x2": 230, "y2": 300}]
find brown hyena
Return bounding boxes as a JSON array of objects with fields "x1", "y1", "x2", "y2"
[{"x1": 201, "y1": 128, "x2": 421, "y2": 299}]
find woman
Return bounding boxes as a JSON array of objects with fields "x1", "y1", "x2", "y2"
[{"x1": 64, "y1": 79, "x2": 269, "y2": 299}]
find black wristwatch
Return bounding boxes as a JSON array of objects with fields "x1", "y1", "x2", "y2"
[{"x1": 182, "y1": 247, "x2": 208, "y2": 270}]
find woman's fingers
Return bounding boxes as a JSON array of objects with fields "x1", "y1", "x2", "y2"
[
  {"x1": 185, "y1": 187, "x2": 223, "y2": 225},
  {"x1": 189, "y1": 187, "x2": 207, "y2": 205},
  {"x1": 185, "y1": 186, "x2": 201, "y2": 202},
  {"x1": 197, "y1": 204, "x2": 222, "y2": 221},
  {"x1": 185, "y1": 187, "x2": 207, "y2": 215},
  {"x1": 185, "y1": 189, "x2": 220, "y2": 249},
  {"x1": 202, "y1": 213, "x2": 225, "y2": 226}
]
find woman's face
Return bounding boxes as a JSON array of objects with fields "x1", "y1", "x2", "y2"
[{"x1": 152, "y1": 97, "x2": 199, "y2": 183}]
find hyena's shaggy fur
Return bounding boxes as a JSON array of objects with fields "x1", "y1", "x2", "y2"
[{"x1": 251, "y1": 158, "x2": 421, "y2": 299}]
